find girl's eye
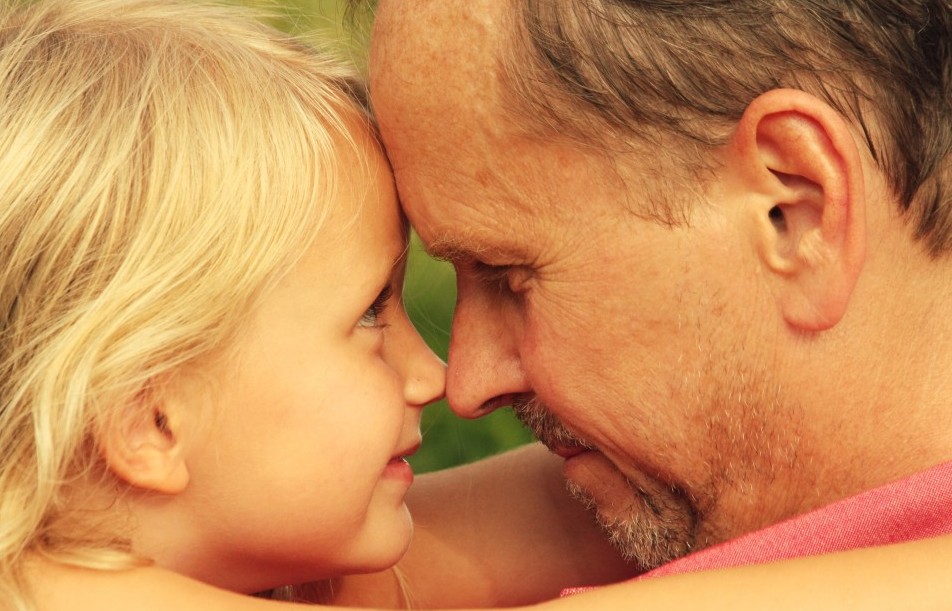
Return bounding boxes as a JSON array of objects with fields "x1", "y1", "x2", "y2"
[{"x1": 358, "y1": 285, "x2": 394, "y2": 329}]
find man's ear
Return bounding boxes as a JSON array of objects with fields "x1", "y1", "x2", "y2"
[
  {"x1": 728, "y1": 88, "x2": 867, "y2": 331},
  {"x1": 100, "y1": 388, "x2": 190, "y2": 494}
]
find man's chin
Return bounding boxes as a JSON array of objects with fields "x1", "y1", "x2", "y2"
[{"x1": 561, "y1": 450, "x2": 697, "y2": 570}]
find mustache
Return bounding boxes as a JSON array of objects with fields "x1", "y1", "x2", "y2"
[{"x1": 510, "y1": 395, "x2": 594, "y2": 451}]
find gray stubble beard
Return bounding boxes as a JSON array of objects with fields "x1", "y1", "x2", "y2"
[
  {"x1": 511, "y1": 395, "x2": 697, "y2": 570},
  {"x1": 564, "y1": 474, "x2": 696, "y2": 570}
]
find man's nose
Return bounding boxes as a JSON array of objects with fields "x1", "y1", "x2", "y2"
[{"x1": 445, "y1": 292, "x2": 529, "y2": 419}]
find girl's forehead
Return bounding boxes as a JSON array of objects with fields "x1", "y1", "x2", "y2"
[{"x1": 314, "y1": 128, "x2": 405, "y2": 259}]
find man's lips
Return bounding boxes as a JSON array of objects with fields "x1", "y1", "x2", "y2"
[{"x1": 550, "y1": 444, "x2": 590, "y2": 459}]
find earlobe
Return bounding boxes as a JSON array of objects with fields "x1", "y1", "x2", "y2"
[
  {"x1": 731, "y1": 89, "x2": 867, "y2": 331},
  {"x1": 100, "y1": 391, "x2": 190, "y2": 495}
]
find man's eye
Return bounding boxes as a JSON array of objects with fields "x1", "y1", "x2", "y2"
[
  {"x1": 473, "y1": 261, "x2": 533, "y2": 295},
  {"x1": 473, "y1": 261, "x2": 512, "y2": 292},
  {"x1": 358, "y1": 285, "x2": 394, "y2": 329}
]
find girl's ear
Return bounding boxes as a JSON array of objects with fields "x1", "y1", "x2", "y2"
[{"x1": 100, "y1": 388, "x2": 190, "y2": 494}]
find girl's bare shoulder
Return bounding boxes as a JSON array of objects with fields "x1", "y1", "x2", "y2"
[{"x1": 24, "y1": 560, "x2": 296, "y2": 611}]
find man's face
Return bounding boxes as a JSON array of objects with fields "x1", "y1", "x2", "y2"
[{"x1": 370, "y1": 0, "x2": 815, "y2": 567}]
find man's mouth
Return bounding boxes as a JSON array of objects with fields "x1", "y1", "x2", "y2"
[
  {"x1": 550, "y1": 444, "x2": 591, "y2": 460},
  {"x1": 511, "y1": 394, "x2": 595, "y2": 456}
]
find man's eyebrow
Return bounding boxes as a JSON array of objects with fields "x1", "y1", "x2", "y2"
[
  {"x1": 424, "y1": 235, "x2": 524, "y2": 265},
  {"x1": 424, "y1": 236, "x2": 474, "y2": 263}
]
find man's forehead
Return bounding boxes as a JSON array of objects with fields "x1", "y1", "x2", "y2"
[
  {"x1": 397, "y1": 173, "x2": 539, "y2": 264},
  {"x1": 374, "y1": 0, "x2": 498, "y2": 52},
  {"x1": 392, "y1": 145, "x2": 551, "y2": 256},
  {"x1": 371, "y1": 0, "x2": 503, "y2": 113},
  {"x1": 371, "y1": 0, "x2": 567, "y2": 257}
]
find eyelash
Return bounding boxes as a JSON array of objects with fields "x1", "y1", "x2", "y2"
[{"x1": 358, "y1": 285, "x2": 394, "y2": 329}]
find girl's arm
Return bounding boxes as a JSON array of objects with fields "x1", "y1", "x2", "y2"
[
  {"x1": 32, "y1": 534, "x2": 952, "y2": 610},
  {"x1": 334, "y1": 535, "x2": 952, "y2": 611}
]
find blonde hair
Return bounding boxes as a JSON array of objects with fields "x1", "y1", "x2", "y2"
[{"x1": 0, "y1": 0, "x2": 368, "y2": 607}]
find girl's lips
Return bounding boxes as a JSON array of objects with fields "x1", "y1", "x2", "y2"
[
  {"x1": 384, "y1": 456, "x2": 414, "y2": 484},
  {"x1": 392, "y1": 441, "x2": 421, "y2": 461},
  {"x1": 384, "y1": 440, "x2": 420, "y2": 485}
]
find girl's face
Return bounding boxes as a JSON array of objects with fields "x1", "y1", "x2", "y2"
[{"x1": 175, "y1": 129, "x2": 445, "y2": 592}]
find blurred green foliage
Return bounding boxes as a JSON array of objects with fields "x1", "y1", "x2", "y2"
[{"x1": 234, "y1": 0, "x2": 535, "y2": 473}]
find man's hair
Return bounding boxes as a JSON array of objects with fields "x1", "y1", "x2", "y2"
[
  {"x1": 0, "y1": 1, "x2": 366, "y2": 607},
  {"x1": 503, "y1": 0, "x2": 952, "y2": 254}
]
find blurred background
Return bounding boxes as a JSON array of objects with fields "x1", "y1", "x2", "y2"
[{"x1": 235, "y1": 0, "x2": 536, "y2": 473}]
